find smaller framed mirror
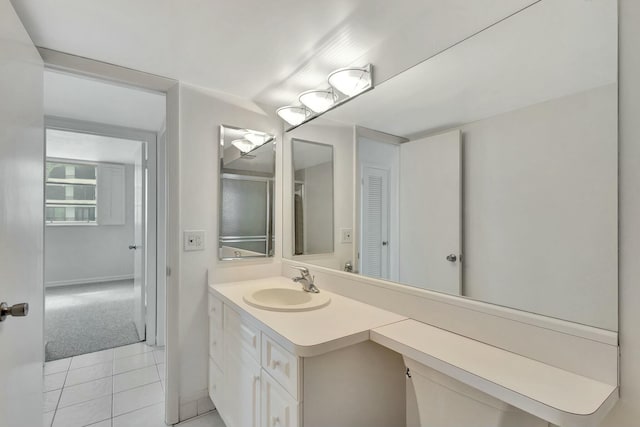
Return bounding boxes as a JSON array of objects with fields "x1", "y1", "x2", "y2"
[
  {"x1": 218, "y1": 125, "x2": 276, "y2": 260},
  {"x1": 292, "y1": 139, "x2": 334, "y2": 255}
]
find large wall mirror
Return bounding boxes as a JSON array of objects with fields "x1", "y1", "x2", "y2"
[
  {"x1": 219, "y1": 125, "x2": 276, "y2": 260},
  {"x1": 284, "y1": 0, "x2": 618, "y2": 330}
]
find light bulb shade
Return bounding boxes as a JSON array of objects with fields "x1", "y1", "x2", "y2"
[
  {"x1": 328, "y1": 66, "x2": 372, "y2": 96},
  {"x1": 244, "y1": 132, "x2": 268, "y2": 145},
  {"x1": 276, "y1": 106, "x2": 311, "y2": 126},
  {"x1": 231, "y1": 138, "x2": 257, "y2": 153},
  {"x1": 298, "y1": 89, "x2": 338, "y2": 113}
]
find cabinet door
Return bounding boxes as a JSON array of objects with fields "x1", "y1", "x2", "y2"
[
  {"x1": 262, "y1": 371, "x2": 299, "y2": 427},
  {"x1": 208, "y1": 357, "x2": 224, "y2": 410},
  {"x1": 224, "y1": 341, "x2": 261, "y2": 427}
]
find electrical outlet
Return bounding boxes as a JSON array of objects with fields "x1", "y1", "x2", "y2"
[
  {"x1": 184, "y1": 230, "x2": 205, "y2": 251},
  {"x1": 341, "y1": 228, "x2": 353, "y2": 243}
]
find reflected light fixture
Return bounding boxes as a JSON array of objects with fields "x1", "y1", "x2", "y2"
[
  {"x1": 231, "y1": 131, "x2": 273, "y2": 154},
  {"x1": 276, "y1": 106, "x2": 312, "y2": 126},
  {"x1": 299, "y1": 89, "x2": 338, "y2": 113},
  {"x1": 328, "y1": 66, "x2": 372, "y2": 97},
  {"x1": 231, "y1": 138, "x2": 257, "y2": 154},
  {"x1": 244, "y1": 132, "x2": 268, "y2": 145}
]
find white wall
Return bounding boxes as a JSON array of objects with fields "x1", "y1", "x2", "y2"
[
  {"x1": 177, "y1": 84, "x2": 281, "y2": 407},
  {"x1": 304, "y1": 161, "x2": 334, "y2": 254},
  {"x1": 457, "y1": 84, "x2": 617, "y2": 330},
  {"x1": 601, "y1": 0, "x2": 640, "y2": 423},
  {"x1": 44, "y1": 164, "x2": 134, "y2": 286},
  {"x1": 284, "y1": 123, "x2": 354, "y2": 271}
]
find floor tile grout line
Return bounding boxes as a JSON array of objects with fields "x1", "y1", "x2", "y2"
[
  {"x1": 49, "y1": 363, "x2": 71, "y2": 426},
  {"x1": 50, "y1": 393, "x2": 113, "y2": 427},
  {"x1": 43, "y1": 343, "x2": 161, "y2": 427},
  {"x1": 113, "y1": 378, "x2": 162, "y2": 398},
  {"x1": 112, "y1": 397, "x2": 165, "y2": 420}
]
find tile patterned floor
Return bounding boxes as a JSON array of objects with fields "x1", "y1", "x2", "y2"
[{"x1": 43, "y1": 342, "x2": 225, "y2": 427}]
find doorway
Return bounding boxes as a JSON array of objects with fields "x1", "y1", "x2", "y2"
[
  {"x1": 41, "y1": 69, "x2": 166, "y2": 362},
  {"x1": 42, "y1": 69, "x2": 166, "y2": 357},
  {"x1": 41, "y1": 70, "x2": 169, "y2": 425},
  {"x1": 44, "y1": 125, "x2": 155, "y2": 361}
]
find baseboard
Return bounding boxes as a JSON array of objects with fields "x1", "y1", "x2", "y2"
[
  {"x1": 45, "y1": 274, "x2": 134, "y2": 287},
  {"x1": 179, "y1": 389, "x2": 215, "y2": 422}
]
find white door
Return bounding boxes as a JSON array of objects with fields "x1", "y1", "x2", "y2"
[
  {"x1": 0, "y1": 2, "x2": 45, "y2": 426},
  {"x1": 399, "y1": 130, "x2": 462, "y2": 294},
  {"x1": 133, "y1": 143, "x2": 146, "y2": 340},
  {"x1": 361, "y1": 166, "x2": 390, "y2": 279}
]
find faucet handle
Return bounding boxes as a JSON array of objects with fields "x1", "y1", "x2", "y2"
[{"x1": 291, "y1": 266, "x2": 309, "y2": 275}]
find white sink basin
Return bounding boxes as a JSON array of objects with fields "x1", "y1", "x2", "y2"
[{"x1": 243, "y1": 287, "x2": 331, "y2": 312}]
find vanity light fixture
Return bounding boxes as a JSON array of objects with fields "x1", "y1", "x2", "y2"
[
  {"x1": 276, "y1": 106, "x2": 312, "y2": 126},
  {"x1": 328, "y1": 65, "x2": 372, "y2": 97},
  {"x1": 276, "y1": 64, "x2": 373, "y2": 131},
  {"x1": 299, "y1": 89, "x2": 338, "y2": 113}
]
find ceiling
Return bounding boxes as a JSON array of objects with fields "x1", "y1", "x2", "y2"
[
  {"x1": 47, "y1": 129, "x2": 142, "y2": 164},
  {"x1": 12, "y1": 0, "x2": 537, "y2": 111},
  {"x1": 322, "y1": 0, "x2": 617, "y2": 138},
  {"x1": 45, "y1": 70, "x2": 166, "y2": 132}
]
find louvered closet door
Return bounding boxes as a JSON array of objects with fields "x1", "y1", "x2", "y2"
[{"x1": 361, "y1": 166, "x2": 390, "y2": 279}]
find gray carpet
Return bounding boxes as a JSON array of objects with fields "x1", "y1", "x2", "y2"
[{"x1": 45, "y1": 280, "x2": 141, "y2": 361}]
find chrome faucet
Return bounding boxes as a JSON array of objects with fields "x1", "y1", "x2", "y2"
[{"x1": 291, "y1": 266, "x2": 319, "y2": 293}]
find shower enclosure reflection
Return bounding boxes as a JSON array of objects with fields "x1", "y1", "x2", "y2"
[{"x1": 218, "y1": 125, "x2": 275, "y2": 260}]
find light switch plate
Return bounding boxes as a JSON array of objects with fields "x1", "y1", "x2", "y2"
[
  {"x1": 184, "y1": 230, "x2": 205, "y2": 251},
  {"x1": 341, "y1": 228, "x2": 353, "y2": 243}
]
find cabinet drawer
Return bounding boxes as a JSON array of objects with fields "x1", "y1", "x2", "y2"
[
  {"x1": 262, "y1": 370, "x2": 299, "y2": 427},
  {"x1": 208, "y1": 357, "x2": 223, "y2": 409},
  {"x1": 209, "y1": 321, "x2": 224, "y2": 366},
  {"x1": 208, "y1": 293, "x2": 223, "y2": 326},
  {"x1": 225, "y1": 306, "x2": 261, "y2": 363},
  {"x1": 261, "y1": 334, "x2": 299, "y2": 399}
]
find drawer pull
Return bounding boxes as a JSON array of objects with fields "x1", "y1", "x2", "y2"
[
  {"x1": 271, "y1": 360, "x2": 281, "y2": 369},
  {"x1": 272, "y1": 416, "x2": 280, "y2": 425}
]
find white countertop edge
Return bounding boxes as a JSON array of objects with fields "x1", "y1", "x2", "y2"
[
  {"x1": 370, "y1": 328, "x2": 618, "y2": 427},
  {"x1": 208, "y1": 282, "x2": 404, "y2": 357}
]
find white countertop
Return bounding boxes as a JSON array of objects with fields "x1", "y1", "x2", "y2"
[
  {"x1": 209, "y1": 277, "x2": 407, "y2": 357},
  {"x1": 371, "y1": 319, "x2": 618, "y2": 427}
]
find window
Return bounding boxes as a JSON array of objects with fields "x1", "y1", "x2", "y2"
[{"x1": 45, "y1": 161, "x2": 97, "y2": 224}]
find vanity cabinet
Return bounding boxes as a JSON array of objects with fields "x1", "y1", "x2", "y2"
[{"x1": 208, "y1": 291, "x2": 405, "y2": 427}]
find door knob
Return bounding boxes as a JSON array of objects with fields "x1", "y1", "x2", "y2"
[
  {"x1": 382, "y1": 241, "x2": 388, "y2": 246},
  {"x1": 128, "y1": 245, "x2": 137, "y2": 250},
  {"x1": 0, "y1": 302, "x2": 29, "y2": 322},
  {"x1": 446, "y1": 254, "x2": 457, "y2": 262}
]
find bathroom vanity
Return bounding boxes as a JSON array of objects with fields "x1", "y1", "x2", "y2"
[
  {"x1": 207, "y1": 277, "x2": 407, "y2": 427},
  {"x1": 209, "y1": 276, "x2": 618, "y2": 427}
]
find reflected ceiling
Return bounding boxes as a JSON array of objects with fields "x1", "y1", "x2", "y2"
[{"x1": 12, "y1": 0, "x2": 537, "y2": 109}]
